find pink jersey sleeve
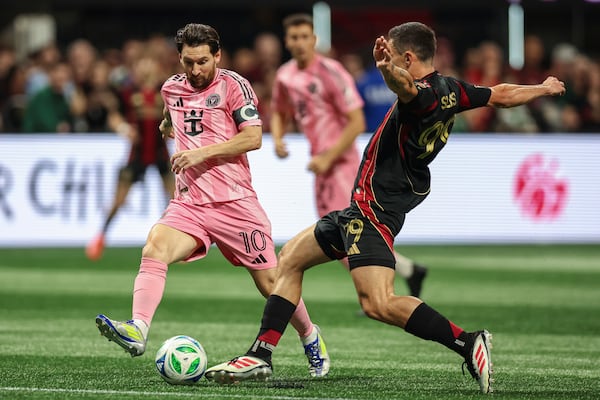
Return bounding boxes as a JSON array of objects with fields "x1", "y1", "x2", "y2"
[
  {"x1": 221, "y1": 69, "x2": 263, "y2": 130},
  {"x1": 320, "y1": 58, "x2": 364, "y2": 115},
  {"x1": 271, "y1": 68, "x2": 294, "y2": 115}
]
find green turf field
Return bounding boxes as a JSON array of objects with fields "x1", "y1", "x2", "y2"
[{"x1": 0, "y1": 244, "x2": 599, "y2": 399}]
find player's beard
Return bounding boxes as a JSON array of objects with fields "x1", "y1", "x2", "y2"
[{"x1": 187, "y1": 68, "x2": 216, "y2": 90}]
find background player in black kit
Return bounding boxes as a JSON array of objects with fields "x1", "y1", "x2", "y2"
[{"x1": 205, "y1": 22, "x2": 566, "y2": 393}]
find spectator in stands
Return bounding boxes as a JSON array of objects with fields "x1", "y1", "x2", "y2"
[
  {"x1": 83, "y1": 60, "x2": 131, "y2": 134},
  {"x1": 23, "y1": 42, "x2": 61, "y2": 99},
  {"x1": 22, "y1": 62, "x2": 84, "y2": 133},
  {"x1": 67, "y1": 39, "x2": 99, "y2": 132},
  {"x1": 0, "y1": 44, "x2": 26, "y2": 132},
  {"x1": 536, "y1": 42, "x2": 579, "y2": 132},
  {"x1": 507, "y1": 34, "x2": 551, "y2": 132},
  {"x1": 252, "y1": 32, "x2": 283, "y2": 132},
  {"x1": 354, "y1": 53, "x2": 397, "y2": 133},
  {"x1": 109, "y1": 39, "x2": 144, "y2": 91},
  {"x1": 460, "y1": 41, "x2": 505, "y2": 132},
  {"x1": 434, "y1": 36, "x2": 459, "y2": 77},
  {"x1": 513, "y1": 34, "x2": 547, "y2": 85},
  {"x1": 254, "y1": 32, "x2": 282, "y2": 78},
  {"x1": 585, "y1": 60, "x2": 600, "y2": 132}
]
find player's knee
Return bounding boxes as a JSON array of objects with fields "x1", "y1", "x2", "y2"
[
  {"x1": 277, "y1": 243, "x2": 299, "y2": 272},
  {"x1": 360, "y1": 296, "x2": 392, "y2": 322},
  {"x1": 141, "y1": 238, "x2": 168, "y2": 260}
]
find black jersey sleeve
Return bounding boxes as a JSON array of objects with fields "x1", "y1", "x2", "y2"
[{"x1": 453, "y1": 78, "x2": 492, "y2": 112}]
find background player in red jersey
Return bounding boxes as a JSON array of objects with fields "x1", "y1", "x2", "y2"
[
  {"x1": 270, "y1": 14, "x2": 427, "y2": 298},
  {"x1": 206, "y1": 22, "x2": 565, "y2": 393},
  {"x1": 86, "y1": 56, "x2": 175, "y2": 261},
  {"x1": 95, "y1": 23, "x2": 330, "y2": 379}
]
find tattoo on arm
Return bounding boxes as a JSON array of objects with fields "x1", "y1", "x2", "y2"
[{"x1": 382, "y1": 65, "x2": 413, "y2": 95}]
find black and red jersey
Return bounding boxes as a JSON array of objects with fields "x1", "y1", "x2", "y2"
[{"x1": 352, "y1": 71, "x2": 492, "y2": 220}]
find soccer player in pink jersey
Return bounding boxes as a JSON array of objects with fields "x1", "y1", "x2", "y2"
[
  {"x1": 270, "y1": 14, "x2": 427, "y2": 298},
  {"x1": 95, "y1": 23, "x2": 330, "y2": 379}
]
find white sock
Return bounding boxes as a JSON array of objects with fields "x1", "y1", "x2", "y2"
[
  {"x1": 133, "y1": 319, "x2": 149, "y2": 340},
  {"x1": 300, "y1": 324, "x2": 318, "y2": 345},
  {"x1": 394, "y1": 252, "x2": 414, "y2": 279}
]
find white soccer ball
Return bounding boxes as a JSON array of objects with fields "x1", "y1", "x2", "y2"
[{"x1": 155, "y1": 335, "x2": 208, "y2": 385}]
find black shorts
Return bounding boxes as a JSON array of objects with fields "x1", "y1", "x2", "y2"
[{"x1": 314, "y1": 205, "x2": 404, "y2": 270}]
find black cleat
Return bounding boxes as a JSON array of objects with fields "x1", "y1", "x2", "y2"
[{"x1": 406, "y1": 264, "x2": 428, "y2": 297}]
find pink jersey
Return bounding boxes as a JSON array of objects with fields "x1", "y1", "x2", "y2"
[
  {"x1": 271, "y1": 54, "x2": 364, "y2": 159},
  {"x1": 161, "y1": 69, "x2": 262, "y2": 205}
]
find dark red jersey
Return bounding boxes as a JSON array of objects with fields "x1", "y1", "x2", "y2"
[
  {"x1": 352, "y1": 71, "x2": 492, "y2": 223},
  {"x1": 122, "y1": 86, "x2": 169, "y2": 167}
]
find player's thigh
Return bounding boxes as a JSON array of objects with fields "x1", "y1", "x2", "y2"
[
  {"x1": 351, "y1": 266, "x2": 395, "y2": 298},
  {"x1": 278, "y1": 223, "x2": 332, "y2": 273},
  {"x1": 143, "y1": 223, "x2": 199, "y2": 264}
]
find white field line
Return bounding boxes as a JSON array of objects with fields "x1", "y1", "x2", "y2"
[{"x1": 0, "y1": 386, "x2": 356, "y2": 400}]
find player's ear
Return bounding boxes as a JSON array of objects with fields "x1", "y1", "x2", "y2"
[{"x1": 214, "y1": 49, "x2": 222, "y2": 65}]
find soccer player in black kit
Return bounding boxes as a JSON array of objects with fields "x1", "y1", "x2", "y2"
[{"x1": 205, "y1": 22, "x2": 566, "y2": 393}]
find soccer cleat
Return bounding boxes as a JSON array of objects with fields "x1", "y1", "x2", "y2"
[
  {"x1": 463, "y1": 330, "x2": 494, "y2": 393},
  {"x1": 95, "y1": 314, "x2": 146, "y2": 357},
  {"x1": 204, "y1": 355, "x2": 272, "y2": 384},
  {"x1": 86, "y1": 234, "x2": 105, "y2": 261},
  {"x1": 406, "y1": 264, "x2": 428, "y2": 297},
  {"x1": 302, "y1": 325, "x2": 330, "y2": 377}
]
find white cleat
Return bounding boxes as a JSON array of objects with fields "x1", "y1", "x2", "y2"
[
  {"x1": 463, "y1": 330, "x2": 494, "y2": 393},
  {"x1": 95, "y1": 314, "x2": 146, "y2": 357},
  {"x1": 301, "y1": 325, "x2": 330, "y2": 377},
  {"x1": 205, "y1": 355, "x2": 272, "y2": 384}
]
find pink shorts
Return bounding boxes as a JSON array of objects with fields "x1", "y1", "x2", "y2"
[
  {"x1": 315, "y1": 157, "x2": 359, "y2": 217},
  {"x1": 156, "y1": 197, "x2": 277, "y2": 270}
]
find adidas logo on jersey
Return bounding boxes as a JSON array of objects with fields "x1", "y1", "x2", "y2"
[
  {"x1": 347, "y1": 243, "x2": 361, "y2": 255},
  {"x1": 172, "y1": 97, "x2": 183, "y2": 107},
  {"x1": 251, "y1": 254, "x2": 268, "y2": 264}
]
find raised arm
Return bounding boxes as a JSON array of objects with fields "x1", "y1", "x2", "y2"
[
  {"x1": 488, "y1": 76, "x2": 565, "y2": 108},
  {"x1": 373, "y1": 36, "x2": 418, "y2": 104}
]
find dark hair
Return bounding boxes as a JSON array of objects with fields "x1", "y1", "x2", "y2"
[
  {"x1": 388, "y1": 22, "x2": 436, "y2": 62},
  {"x1": 282, "y1": 13, "x2": 313, "y2": 32},
  {"x1": 175, "y1": 23, "x2": 220, "y2": 54}
]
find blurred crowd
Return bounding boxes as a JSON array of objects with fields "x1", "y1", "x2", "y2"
[{"x1": 1, "y1": 31, "x2": 599, "y2": 135}]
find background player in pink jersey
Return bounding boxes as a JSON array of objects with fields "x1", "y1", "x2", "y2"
[
  {"x1": 270, "y1": 14, "x2": 427, "y2": 298},
  {"x1": 206, "y1": 22, "x2": 565, "y2": 392},
  {"x1": 95, "y1": 23, "x2": 330, "y2": 379}
]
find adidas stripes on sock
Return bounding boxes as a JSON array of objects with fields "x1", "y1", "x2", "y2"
[{"x1": 246, "y1": 294, "x2": 297, "y2": 361}]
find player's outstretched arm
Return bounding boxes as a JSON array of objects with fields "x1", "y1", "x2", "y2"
[{"x1": 488, "y1": 76, "x2": 566, "y2": 108}]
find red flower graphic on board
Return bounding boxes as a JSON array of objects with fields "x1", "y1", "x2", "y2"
[{"x1": 513, "y1": 153, "x2": 568, "y2": 221}]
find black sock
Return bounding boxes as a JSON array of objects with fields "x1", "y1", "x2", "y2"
[
  {"x1": 246, "y1": 294, "x2": 297, "y2": 362},
  {"x1": 404, "y1": 302, "x2": 473, "y2": 358}
]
